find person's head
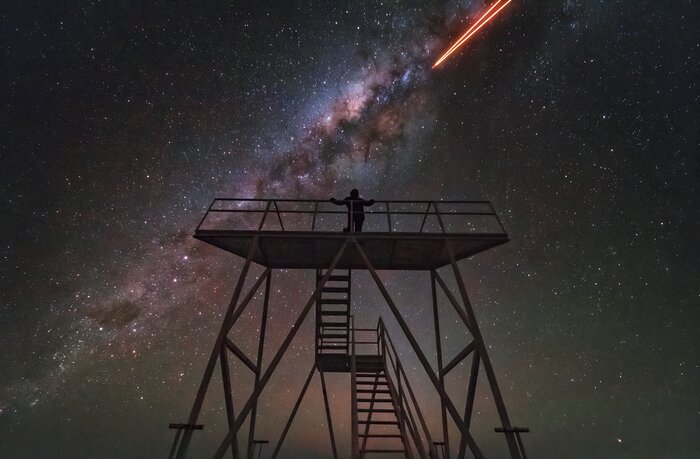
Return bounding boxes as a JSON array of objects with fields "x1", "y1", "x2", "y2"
[{"x1": 350, "y1": 189, "x2": 359, "y2": 198}]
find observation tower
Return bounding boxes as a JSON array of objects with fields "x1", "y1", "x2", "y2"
[{"x1": 169, "y1": 199, "x2": 528, "y2": 459}]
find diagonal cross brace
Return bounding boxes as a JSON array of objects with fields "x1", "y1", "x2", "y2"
[
  {"x1": 211, "y1": 242, "x2": 349, "y2": 459},
  {"x1": 351, "y1": 238, "x2": 484, "y2": 459}
]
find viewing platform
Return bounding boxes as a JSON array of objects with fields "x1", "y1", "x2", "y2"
[{"x1": 194, "y1": 199, "x2": 508, "y2": 270}]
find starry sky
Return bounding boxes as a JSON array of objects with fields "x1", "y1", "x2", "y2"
[{"x1": 1, "y1": 0, "x2": 698, "y2": 458}]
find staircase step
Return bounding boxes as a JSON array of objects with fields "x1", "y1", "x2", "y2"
[
  {"x1": 357, "y1": 408, "x2": 395, "y2": 413},
  {"x1": 325, "y1": 275, "x2": 350, "y2": 282},
  {"x1": 356, "y1": 389, "x2": 391, "y2": 394},
  {"x1": 357, "y1": 398, "x2": 394, "y2": 403},
  {"x1": 358, "y1": 433, "x2": 403, "y2": 438},
  {"x1": 319, "y1": 333, "x2": 347, "y2": 338},
  {"x1": 320, "y1": 321, "x2": 348, "y2": 327},
  {"x1": 360, "y1": 449, "x2": 406, "y2": 454},
  {"x1": 319, "y1": 310, "x2": 349, "y2": 316},
  {"x1": 320, "y1": 305, "x2": 350, "y2": 310},
  {"x1": 321, "y1": 287, "x2": 350, "y2": 293},
  {"x1": 358, "y1": 420, "x2": 399, "y2": 425},
  {"x1": 319, "y1": 299, "x2": 350, "y2": 305},
  {"x1": 318, "y1": 345, "x2": 348, "y2": 349}
]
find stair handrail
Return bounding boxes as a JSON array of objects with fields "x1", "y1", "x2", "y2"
[
  {"x1": 378, "y1": 318, "x2": 439, "y2": 459},
  {"x1": 350, "y1": 314, "x2": 359, "y2": 459}
]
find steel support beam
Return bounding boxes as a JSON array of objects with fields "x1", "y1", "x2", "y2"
[
  {"x1": 431, "y1": 271, "x2": 450, "y2": 459},
  {"x1": 319, "y1": 370, "x2": 339, "y2": 459},
  {"x1": 352, "y1": 238, "x2": 483, "y2": 459},
  {"x1": 445, "y1": 241, "x2": 521, "y2": 459},
  {"x1": 247, "y1": 270, "x2": 271, "y2": 459},
  {"x1": 175, "y1": 238, "x2": 262, "y2": 459},
  {"x1": 270, "y1": 365, "x2": 317, "y2": 459},
  {"x1": 212, "y1": 242, "x2": 348, "y2": 458}
]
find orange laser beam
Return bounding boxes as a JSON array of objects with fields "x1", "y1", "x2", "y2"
[
  {"x1": 436, "y1": 0, "x2": 503, "y2": 64},
  {"x1": 433, "y1": 0, "x2": 513, "y2": 68}
]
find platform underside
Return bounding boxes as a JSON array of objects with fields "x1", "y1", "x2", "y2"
[
  {"x1": 316, "y1": 354, "x2": 351, "y2": 372},
  {"x1": 194, "y1": 231, "x2": 508, "y2": 270}
]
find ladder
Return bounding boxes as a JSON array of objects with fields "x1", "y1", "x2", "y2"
[
  {"x1": 316, "y1": 269, "x2": 351, "y2": 364},
  {"x1": 353, "y1": 355, "x2": 411, "y2": 458}
]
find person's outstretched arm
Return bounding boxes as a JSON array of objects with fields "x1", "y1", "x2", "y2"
[
  {"x1": 330, "y1": 197, "x2": 343, "y2": 205},
  {"x1": 364, "y1": 199, "x2": 375, "y2": 206}
]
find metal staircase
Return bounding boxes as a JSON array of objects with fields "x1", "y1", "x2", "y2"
[
  {"x1": 349, "y1": 321, "x2": 439, "y2": 459},
  {"x1": 313, "y1": 270, "x2": 439, "y2": 458},
  {"x1": 354, "y1": 355, "x2": 411, "y2": 457},
  {"x1": 316, "y1": 269, "x2": 352, "y2": 372}
]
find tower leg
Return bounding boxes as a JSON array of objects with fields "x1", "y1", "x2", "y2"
[
  {"x1": 352, "y1": 238, "x2": 482, "y2": 459},
  {"x1": 175, "y1": 238, "x2": 263, "y2": 459},
  {"x1": 445, "y1": 241, "x2": 521, "y2": 459},
  {"x1": 270, "y1": 365, "x2": 317, "y2": 459},
  {"x1": 220, "y1": 347, "x2": 240, "y2": 459},
  {"x1": 320, "y1": 370, "x2": 339, "y2": 459},
  {"x1": 247, "y1": 270, "x2": 271, "y2": 459},
  {"x1": 431, "y1": 271, "x2": 450, "y2": 459},
  {"x1": 212, "y1": 242, "x2": 349, "y2": 459}
]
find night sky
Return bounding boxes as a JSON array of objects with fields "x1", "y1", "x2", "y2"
[{"x1": 1, "y1": 1, "x2": 698, "y2": 458}]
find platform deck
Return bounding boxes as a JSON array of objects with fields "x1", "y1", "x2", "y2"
[{"x1": 195, "y1": 230, "x2": 508, "y2": 270}]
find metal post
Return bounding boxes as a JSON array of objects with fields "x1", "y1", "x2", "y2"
[
  {"x1": 320, "y1": 370, "x2": 339, "y2": 459},
  {"x1": 352, "y1": 238, "x2": 483, "y2": 459},
  {"x1": 220, "y1": 348, "x2": 241, "y2": 459},
  {"x1": 168, "y1": 428, "x2": 183, "y2": 459},
  {"x1": 247, "y1": 270, "x2": 271, "y2": 459},
  {"x1": 431, "y1": 271, "x2": 450, "y2": 459},
  {"x1": 175, "y1": 238, "x2": 261, "y2": 459},
  {"x1": 270, "y1": 365, "x2": 317, "y2": 459},
  {"x1": 385, "y1": 201, "x2": 392, "y2": 232},
  {"x1": 445, "y1": 241, "x2": 520, "y2": 459},
  {"x1": 272, "y1": 200, "x2": 285, "y2": 230},
  {"x1": 381, "y1": 320, "x2": 437, "y2": 458},
  {"x1": 213, "y1": 242, "x2": 349, "y2": 459},
  {"x1": 457, "y1": 351, "x2": 480, "y2": 459},
  {"x1": 350, "y1": 314, "x2": 359, "y2": 459},
  {"x1": 311, "y1": 201, "x2": 319, "y2": 231}
]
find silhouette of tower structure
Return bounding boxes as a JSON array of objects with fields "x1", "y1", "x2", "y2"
[{"x1": 169, "y1": 198, "x2": 528, "y2": 459}]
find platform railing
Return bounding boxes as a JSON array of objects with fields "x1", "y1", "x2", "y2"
[
  {"x1": 378, "y1": 319, "x2": 439, "y2": 458},
  {"x1": 196, "y1": 198, "x2": 507, "y2": 235}
]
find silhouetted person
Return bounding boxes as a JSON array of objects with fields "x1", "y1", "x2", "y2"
[{"x1": 330, "y1": 189, "x2": 375, "y2": 232}]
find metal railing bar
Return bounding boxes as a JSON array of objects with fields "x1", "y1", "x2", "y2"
[
  {"x1": 434, "y1": 202, "x2": 446, "y2": 233},
  {"x1": 311, "y1": 201, "x2": 319, "y2": 231},
  {"x1": 211, "y1": 198, "x2": 493, "y2": 204},
  {"x1": 195, "y1": 200, "x2": 215, "y2": 232},
  {"x1": 272, "y1": 200, "x2": 285, "y2": 231},
  {"x1": 377, "y1": 320, "x2": 437, "y2": 458},
  {"x1": 256, "y1": 201, "x2": 272, "y2": 231},
  {"x1": 205, "y1": 209, "x2": 496, "y2": 216},
  {"x1": 419, "y1": 202, "x2": 432, "y2": 233},
  {"x1": 385, "y1": 201, "x2": 392, "y2": 232},
  {"x1": 443, "y1": 341, "x2": 476, "y2": 376},
  {"x1": 489, "y1": 201, "x2": 508, "y2": 234}
]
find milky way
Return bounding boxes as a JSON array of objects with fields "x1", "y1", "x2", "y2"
[{"x1": 1, "y1": 1, "x2": 698, "y2": 458}]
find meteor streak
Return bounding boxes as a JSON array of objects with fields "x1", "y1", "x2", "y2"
[{"x1": 432, "y1": 0, "x2": 513, "y2": 68}]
